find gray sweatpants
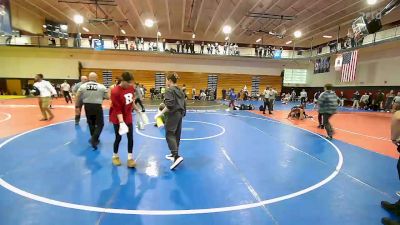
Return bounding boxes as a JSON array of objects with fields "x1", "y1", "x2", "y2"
[
  {"x1": 322, "y1": 113, "x2": 334, "y2": 137},
  {"x1": 165, "y1": 111, "x2": 183, "y2": 157}
]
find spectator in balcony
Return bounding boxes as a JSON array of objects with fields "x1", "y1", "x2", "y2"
[
  {"x1": 215, "y1": 42, "x2": 220, "y2": 54},
  {"x1": 88, "y1": 35, "x2": 93, "y2": 48},
  {"x1": 5, "y1": 34, "x2": 12, "y2": 45},
  {"x1": 148, "y1": 42, "x2": 153, "y2": 51},
  {"x1": 385, "y1": 90, "x2": 395, "y2": 112},
  {"x1": 254, "y1": 45, "x2": 258, "y2": 56},
  {"x1": 234, "y1": 43, "x2": 239, "y2": 55},
  {"x1": 190, "y1": 40, "x2": 195, "y2": 53},
  {"x1": 162, "y1": 38, "x2": 166, "y2": 51},
  {"x1": 223, "y1": 42, "x2": 228, "y2": 55},
  {"x1": 207, "y1": 43, "x2": 211, "y2": 54},
  {"x1": 181, "y1": 41, "x2": 186, "y2": 53},
  {"x1": 186, "y1": 41, "x2": 190, "y2": 53},
  {"x1": 352, "y1": 91, "x2": 361, "y2": 109},
  {"x1": 140, "y1": 37, "x2": 144, "y2": 50},
  {"x1": 113, "y1": 35, "x2": 118, "y2": 49},
  {"x1": 258, "y1": 45, "x2": 263, "y2": 57},
  {"x1": 124, "y1": 37, "x2": 129, "y2": 50},
  {"x1": 346, "y1": 28, "x2": 355, "y2": 48},
  {"x1": 200, "y1": 41, "x2": 205, "y2": 54},
  {"x1": 134, "y1": 37, "x2": 139, "y2": 50},
  {"x1": 176, "y1": 40, "x2": 181, "y2": 53},
  {"x1": 129, "y1": 41, "x2": 134, "y2": 51}
]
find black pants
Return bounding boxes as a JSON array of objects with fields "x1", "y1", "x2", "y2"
[
  {"x1": 322, "y1": 113, "x2": 334, "y2": 137},
  {"x1": 165, "y1": 111, "x2": 183, "y2": 157},
  {"x1": 113, "y1": 123, "x2": 133, "y2": 154},
  {"x1": 300, "y1": 97, "x2": 306, "y2": 105},
  {"x1": 75, "y1": 99, "x2": 83, "y2": 123},
  {"x1": 318, "y1": 113, "x2": 323, "y2": 126},
  {"x1": 84, "y1": 103, "x2": 104, "y2": 142},
  {"x1": 63, "y1": 91, "x2": 72, "y2": 103},
  {"x1": 263, "y1": 99, "x2": 273, "y2": 114},
  {"x1": 135, "y1": 98, "x2": 145, "y2": 111}
]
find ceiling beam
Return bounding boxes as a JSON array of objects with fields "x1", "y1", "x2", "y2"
[
  {"x1": 236, "y1": 0, "x2": 285, "y2": 37},
  {"x1": 213, "y1": 0, "x2": 244, "y2": 39},
  {"x1": 268, "y1": 0, "x2": 365, "y2": 45},
  {"x1": 263, "y1": 0, "x2": 356, "y2": 44},
  {"x1": 203, "y1": 0, "x2": 226, "y2": 36},
  {"x1": 165, "y1": 0, "x2": 172, "y2": 35},
  {"x1": 193, "y1": 0, "x2": 204, "y2": 33}
]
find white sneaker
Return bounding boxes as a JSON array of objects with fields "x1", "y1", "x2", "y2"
[
  {"x1": 396, "y1": 191, "x2": 400, "y2": 197},
  {"x1": 165, "y1": 154, "x2": 174, "y2": 161},
  {"x1": 170, "y1": 156, "x2": 183, "y2": 170}
]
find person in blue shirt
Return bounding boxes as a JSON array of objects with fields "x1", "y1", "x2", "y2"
[{"x1": 228, "y1": 88, "x2": 237, "y2": 110}]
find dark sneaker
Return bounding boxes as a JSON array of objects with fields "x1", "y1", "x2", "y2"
[
  {"x1": 382, "y1": 201, "x2": 400, "y2": 214},
  {"x1": 382, "y1": 217, "x2": 400, "y2": 225}
]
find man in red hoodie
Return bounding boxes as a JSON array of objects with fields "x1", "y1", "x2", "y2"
[{"x1": 109, "y1": 72, "x2": 139, "y2": 168}]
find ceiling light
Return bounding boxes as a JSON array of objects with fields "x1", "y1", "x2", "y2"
[
  {"x1": 286, "y1": 40, "x2": 292, "y2": 45},
  {"x1": 42, "y1": 25, "x2": 47, "y2": 28},
  {"x1": 192, "y1": 33, "x2": 195, "y2": 39},
  {"x1": 367, "y1": 0, "x2": 377, "y2": 5},
  {"x1": 294, "y1": 30, "x2": 302, "y2": 38},
  {"x1": 73, "y1": 15, "x2": 84, "y2": 24},
  {"x1": 82, "y1": 27, "x2": 89, "y2": 32},
  {"x1": 225, "y1": 36, "x2": 229, "y2": 41},
  {"x1": 121, "y1": 29, "x2": 126, "y2": 34},
  {"x1": 223, "y1": 25, "x2": 232, "y2": 34},
  {"x1": 256, "y1": 38, "x2": 261, "y2": 43},
  {"x1": 60, "y1": 24, "x2": 68, "y2": 31},
  {"x1": 323, "y1": 35, "x2": 333, "y2": 38},
  {"x1": 145, "y1": 19, "x2": 154, "y2": 28}
]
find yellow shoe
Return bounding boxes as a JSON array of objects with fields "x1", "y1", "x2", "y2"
[
  {"x1": 127, "y1": 159, "x2": 136, "y2": 168},
  {"x1": 112, "y1": 157, "x2": 122, "y2": 166}
]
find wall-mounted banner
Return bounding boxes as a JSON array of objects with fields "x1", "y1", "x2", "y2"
[{"x1": 335, "y1": 54, "x2": 343, "y2": 71}]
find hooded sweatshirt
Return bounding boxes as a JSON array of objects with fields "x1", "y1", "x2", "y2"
[{"x1": 164, "y1": 86, "x2": 186, "y2": 114}]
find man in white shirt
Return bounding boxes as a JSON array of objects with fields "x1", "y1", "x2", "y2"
[
  {"x1": 263, "y1": 86, "x2": 278, "y2": 114},
  {"x1": 32, "y1": 74, "x2": 57, "y2": 121},
  {"x1": 300, "y1": 89, "x2": 308, "y2": 105},
  {"x1": 60, "y1": 80, "x2": 72, "y2": 104}
]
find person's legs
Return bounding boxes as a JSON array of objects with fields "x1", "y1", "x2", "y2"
[
  {"x1": 318, "y1": 113, "x2": 323, "y2": 128},
  {"x1": 322, "y1": 113, "x2": 334, "y2": 138},
  {"x1": 38, "y1": 98, "x2": 48, "y2": 120},
  {"x1": 75, "y1": 100, "x2": 83, "y2": 124},
  {"x1": 113, "y1": 124, "x2": 122, "y2": 154},
  {"x1": 165, "y1": 114, "x2": 179, "y2": 157},
  {"x1": 92, "y1": 106, "x2": 104, "y2": 144},
  {"x1": 263, "y1": 100, "x2": 268, "y2": 114},
  {"x1": 66, "y1": 92, "x2": 72, "y2": 103},
  {"x1": 84, "y1": 104, "x2": 96, "y2": 137},
  {"x1": 175, "y1": 114, "x2": 183, "y2": 150},
  {"x1": 42, "y1": 97, "x2": 54, "y2": 120}
]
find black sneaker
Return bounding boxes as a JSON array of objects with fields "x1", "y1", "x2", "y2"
[
  {"x1": 382, "y1": 217, "x2": 400, "y2": 225},
  {"x1": 325, "y1": 136, "x2": 333, "y2": 141},
  {"x1": 170, "y1": 156, "x2": 183, "y2": 170},
  {"x1": 382, "y1": 201, "x2": 400, "y2": 215}
]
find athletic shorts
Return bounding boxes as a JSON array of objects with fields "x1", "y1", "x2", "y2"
[{"x1": 39, "y1": 97, "x2": 51, "y2": 108}]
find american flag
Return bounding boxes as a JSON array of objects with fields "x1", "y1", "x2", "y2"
[{"x1": 341, "y1": 50, "x2": 358, "y2": 82}]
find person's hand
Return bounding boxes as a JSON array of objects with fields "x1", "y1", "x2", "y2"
[
  {"x1": 154, "y1": 112, "x2": 162, "y2": 120},
  {"x1": 118, "y1": 122, "x2": 129, "y2": 135}
]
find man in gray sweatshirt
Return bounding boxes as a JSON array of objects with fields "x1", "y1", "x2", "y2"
[{"x1": 317, "y1": 84, "x2": 338, "y2": 140}]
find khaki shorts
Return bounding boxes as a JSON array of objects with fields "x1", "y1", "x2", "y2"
[{"x1": 39, "y1": 97, "x2": 51, "y2": 109}]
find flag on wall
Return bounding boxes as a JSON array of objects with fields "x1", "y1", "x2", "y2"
[{"x1": 341, "y1": 50, "x2": 358, "y2": 82}]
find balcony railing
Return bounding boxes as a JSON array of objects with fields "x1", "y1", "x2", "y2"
[{"x1": 0, "y1": 25, "x2": 399, "y2": 60}]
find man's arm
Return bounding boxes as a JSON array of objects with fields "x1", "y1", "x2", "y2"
[{"x1": 47, "y1": 82, "x2": 57, "y2": 96}]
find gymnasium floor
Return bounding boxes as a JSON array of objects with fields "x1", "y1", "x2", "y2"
[{"x1": 0, "y1": 97, "x2": 398, "y2": 225}]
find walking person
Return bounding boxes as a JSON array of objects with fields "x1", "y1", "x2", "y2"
[
  {"x1": 385, "y1": 90, "x2": 395, "y2": 112},
  {"x1": 228, "y1": 88, "x2": 236, "y2": 110},
  {"x1": 134, "y1": 83, "x2": 145, "y2": 112},
  {"x1": 156, "y1": 73, "x2": 186, "y2": 170},
  {"x1": 318, "y1": 84, "x2": 339, "y2": 140},
  {"x1": 32, "y1": 74, "x2": 57, "y2": 121},
  {"x1": 110, "y1": 72, "x2": 139, "y2": 168},
  {"x1": 338, "y1": 91, "x2": 345, "y2": 107},
  {"x1": 61, "y1": 80, "x2": 72, "y2": 103},
  {"x1": 76, "y1": 72, "x2": 108, "y2": 149},
  {"x1": 72, "y1": 76, "x2": 88, "y2": 125}
]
